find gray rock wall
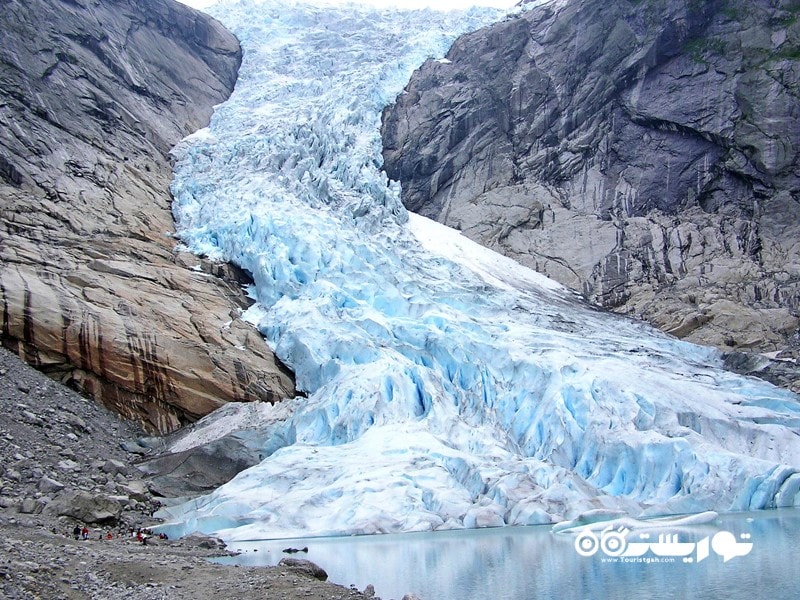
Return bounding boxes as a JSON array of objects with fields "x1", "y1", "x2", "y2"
[
  {"x1": 0, "y1": 0, "x2": 296, "y2": 432},
  {"x1": 382, "y1": 0, "x2": 800, "y2": 387}
]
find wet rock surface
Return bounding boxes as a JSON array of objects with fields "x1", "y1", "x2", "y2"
[
  {"x1": 0, "y1": 346, "x2": 381, "y2": 600},
  {"x1": 0, "y1": 0, "x2": 296, "y2": 433},
  {"x1": 137, "y1": 433, "x2": 261, "y2": 498},
  {"x1": 382, "y1": 0, "x2": 800, "y2": 389}
]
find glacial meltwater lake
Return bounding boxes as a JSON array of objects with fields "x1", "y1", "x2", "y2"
[{"x1": 214, "y1": 508, "x2": 800, "y2": 600}]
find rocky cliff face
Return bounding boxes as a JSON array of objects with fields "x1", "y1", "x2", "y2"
[
  {"x1": 0, "y1": 0, "x2": 296, "y2": 432},
  {"x1": 382, "y1": 0, "x2": 800, "y2": 388}
]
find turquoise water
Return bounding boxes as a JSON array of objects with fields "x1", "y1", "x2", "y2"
[{"x1": 215, "y1": 509, "x2": 800, "y2": 600}]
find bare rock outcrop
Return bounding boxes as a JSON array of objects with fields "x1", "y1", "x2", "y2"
[
  {"x1": 0, "y1": 0, "x2": 296, "y2": 432},
  {"x1": 382, "y1": 0, "x2": 800, "y2": 388}
]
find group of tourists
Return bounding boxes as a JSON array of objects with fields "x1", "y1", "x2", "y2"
[{"x1": 64, "y1": 524, "x2": 169, "y2": 544}]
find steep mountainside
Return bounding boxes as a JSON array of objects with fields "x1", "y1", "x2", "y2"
[
  {"x1": 382, "y1": 0, "x2": 800, "y2": 388},
  {"x1": 0, "y1": 0, "x2": 295, "y2": 432}
]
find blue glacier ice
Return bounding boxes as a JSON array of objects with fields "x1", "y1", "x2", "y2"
[{"x1": 161, "y1": 0, "x2": 800, "y2": 541}]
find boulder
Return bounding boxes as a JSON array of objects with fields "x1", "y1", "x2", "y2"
[
  {"x1": 46, "y1": 490, "x2": 122, "y2": 523},
  {"x1": 37, "y1": 477, "x2": 65, "y2": 494},
  {"x1": 101, "y1": 459, "x2": 128, "y2": 477},
  {"x1": 57, "y1": 460, "x2": 80, "y2": 473},
  {"x1": 119, "y1": 441, "x2": 150, "y2": 456},
  {"x1": 20, "y1": 411, "x2": 44, "y2": 427},
  {"x1": 0, "y1": 0, "x2": 296, "y2": 433},
  {"x1": 278, "y1": 558, "x2": 328, "y2": 581},
  {"x1": 64, "y1": 414, "x2": 90, "y2": 434},
  {"x1": 18, "y1": 498, "x2": 44, "y2": 515},
  {"x1": 116, "y1": 481, "x2": 150, "y2": 503},
  {"x1": 177, "y1": 533, "x2": 227, "y2": 550}
]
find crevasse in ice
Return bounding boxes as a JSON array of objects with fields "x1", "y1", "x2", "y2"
[{"x1": 162, "y1": 0, "x2": 800, "y2": 540}]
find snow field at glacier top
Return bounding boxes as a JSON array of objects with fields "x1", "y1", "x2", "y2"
[{"x1": 162, "y1": 0, "x2": 800, "y2": 540}]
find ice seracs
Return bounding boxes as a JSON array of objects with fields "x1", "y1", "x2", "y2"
[{"x1": 161, "y1": 0, "x2": 800, "y2": 541}]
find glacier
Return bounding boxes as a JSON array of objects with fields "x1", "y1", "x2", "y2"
[{"x1": 161, "y1": 0, "x2": 800, "y2": 541}]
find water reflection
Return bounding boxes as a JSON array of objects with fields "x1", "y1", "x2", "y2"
[{"x1": 216, "y1": 509, "x2": 800, "y2": 600}]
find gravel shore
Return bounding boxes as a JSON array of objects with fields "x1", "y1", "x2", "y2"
[{"x1": 0, "y1": 346, "x2": 383, "y2": 599}]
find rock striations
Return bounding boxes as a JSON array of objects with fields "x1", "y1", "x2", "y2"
[
  {"x1": 0, "y1": 0, "x2": 296, "y2": 432},
  {"x1": 382, "y1": 0, "x2": 800, "y2": 388}
]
